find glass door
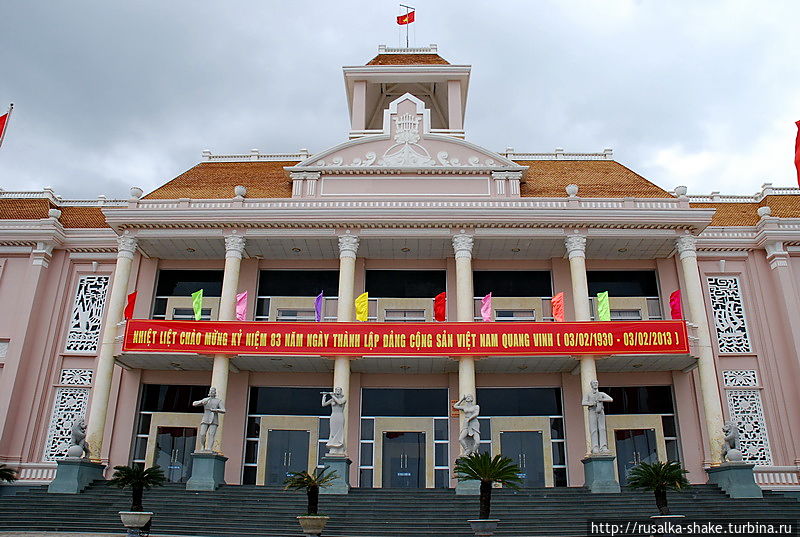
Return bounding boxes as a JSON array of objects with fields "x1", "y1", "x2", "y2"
[
  {"x1": 265, "y1": 429, "x2": 310, "y2": 485},
  {"x1": 154, "y1": 426, "x2": 196, "y2": 483},
  {"x1": 382, "y1": 432, "x2": 425, "y2": 488},
  {"x1": 500, "y1": 431, "x2": 545, "y2": 487},
  {"x1": 615, "y1": 429, "x2": 658, "y2": 484}
]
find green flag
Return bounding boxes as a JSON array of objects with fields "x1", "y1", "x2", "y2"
[
  {"x1": 191, "y1": 289, "x2": 203, "y2": 321},
  {"x1": 596, "y1": 291, "x2": 610, "y2": 321}
]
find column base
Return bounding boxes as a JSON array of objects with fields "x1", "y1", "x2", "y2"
[
  {"x1": 186, "y1": 452, "x2": 227, "y2": 491},
  {"x1": 582, "y1": 454, "x2": 620, "y2": 493},
  {"x1": 455, "y1": 479, "x2": 480, "y2": 495},
  {"x1": 48, "y1": 458, "x2": 106, "y2": 494},
  {"x1": 320, "y1": 455, "x2": 351, "y2": 494},
  {"x1": 705, "y1": 462, "x2": 762, "y2": 498}
]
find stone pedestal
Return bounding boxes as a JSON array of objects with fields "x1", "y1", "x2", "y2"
[
  {"x1": 705, "y1": 462, "x2": 762, "y2": 498},
  {"x1": 320, "y1": 455, "x2": 351, "y2": 494},
  {"x1": 582, "y1": 454, "x2": 620, "y2": 493},
  {"x1": 455, "y1": 478, "x2": 480, "y2": 495},
  {"x1": 48, "y1": 458, "x2": 106, "y2": 494},
  {"x1": 186, "y1": 452, "x2": 227, "y2": 491}
]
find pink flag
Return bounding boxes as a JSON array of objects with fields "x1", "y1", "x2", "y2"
[
  {"x1": 551, "y1": 292, "x2": 565, "y2": 322},
  {"x1": 480, "y1": 293, "x2": 493, "y2": 322},
  {"x1": 669, "y1": 290, "x2": 682, "y2": 320},
  {"x1": 235, "y1": 291, "x2": 248, "y2": 321}
]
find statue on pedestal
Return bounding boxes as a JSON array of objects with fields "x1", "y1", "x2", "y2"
[
  {"x1": 722, "y1": 421, "x2": 744, "y2": 462},
  {"x1": 322, "y1": 387, "x2": 347, "y2": 456},
  {"x1": 453, "y1": 394, "x2": 480, "y2": 456},
  {"x1": 582, "y1": 380, "x2": 613, "y2": 454},
  {"x1": 65, "y1": 420, "x2": 90, "y2": 459},
  {"x1": 193, "y1": 387, "x2": 226, "y2": 452}
]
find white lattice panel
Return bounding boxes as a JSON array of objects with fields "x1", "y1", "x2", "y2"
[
  {"x1": 59, "y1": 369, "x2": 93, "y2": 386},
  {"x1": 707, "y1": 276, "x2": 752, "y2": 353},
  {"x1": 723, "y1": 370, "x2": 758, "y2": 387},
  {"x1": 64, "y1": 275, "x2": 110, "y2": 353},
  {"x1": 43, "y1": 387, "x2": 89, "y2": 461},
  {"x1": 726, "y1": 389, "x2": 772, "y2": 465}
]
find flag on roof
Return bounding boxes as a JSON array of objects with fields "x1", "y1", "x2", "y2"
[
  {"x1": 0, "y1": 104, "x2": 13, "y2": 148},
  {"x1": 397, "y1": 10, "x2": 415, "y2": 25},
  {"x1": 795, "y1": 120, "x2": 800, "y2": 187}
]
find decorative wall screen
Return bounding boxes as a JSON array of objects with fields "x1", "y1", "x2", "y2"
[
  {"x1": 706, "y1": 276, "x2": 752, "y2": 353},
  {"x1": 59, "y1": 368, "x2": 93, "y2": 386},
  {"x1": 724, "y1": 369, "x2": 772, "y2": 465},
  {"x1": 64, "y1": 275, "x2": 110, "y2": 353},
  {"x1": 43, "y1": 386, "x2": 90, "y2": 461}
]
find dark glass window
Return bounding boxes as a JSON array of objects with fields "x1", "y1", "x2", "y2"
[
  {"x1": 248, "y1": 387, "x2": 327, "y2": 415},
  {"x1": 258, "y1": 270, "x2": 339, "y2": 297},
  {"x1": 473, "y1": 271, "x2": 552, "y2": 297},
  {"x1": 602, "y1": 386, "x2": 674, "y2": 414},
  {"x1": 587, "y1": 271, "x2": 659, "y2": 297},
  {"x1": 365, "y1": 270, "x2": 446, "y2": 298},
  {"x1": 476, "y1": 388, "x2": 562, "y2": 416},
  {"x1": 139, "y1": 385, "x2": 209, "y2": 413},
  {"x1": 361, "y1": 388, "x2": 448, "y2": 416},
  {"x1": 155, "y1": 270, "x2": 223, "y2": 297}
]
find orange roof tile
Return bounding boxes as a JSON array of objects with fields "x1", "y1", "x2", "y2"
[
  {"x1": 516, "y1": 160, "x2": 673, "y2": 198},
  {"x1": 366, "y1": 53, "x2": 450, "y2": 66},
  {"x1": 0, "y1": 198, "x2": 53, "y2": 220},
  {"x1": 59, "y1": 206, "x2": 109, "y2": 228},
  {"x1": 143, "y1": 161, "x2": 294, "y2": 200},
  {"x1": 691, "y1": 195, "x2": 800, "y2": 226}
]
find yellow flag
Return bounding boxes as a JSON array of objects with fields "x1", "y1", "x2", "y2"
[{"x1": 355, "y1": 292, "x2": 369, "y2": 321}]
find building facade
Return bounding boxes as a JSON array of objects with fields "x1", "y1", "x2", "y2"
[{"x1": 1, "y1": 45, "x2": 799, "y2": 491}]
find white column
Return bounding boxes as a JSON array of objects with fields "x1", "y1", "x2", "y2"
[
  {"x1": 453, "y1": 233, "x2": 477, "y2": 453},
  {"x1": 86, "y1": 234, "x2": 137, "y2": 460},
  {"x1": 565, "y1": 233, "x2": 597, "y2": 455},
  {"x1": 676, "y1": 235, "x2": 725, "y2": 464},
  {"x1": 210, "y1": 234, "x2": 246, "y2": 453}
]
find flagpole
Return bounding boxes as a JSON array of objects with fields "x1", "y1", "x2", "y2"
[
  {"x1": 0, "y1": 103, "x2": 12, "y2": 148},
  {"x1": 400, "y1": 4, "x2": 414, "y2": 48}
]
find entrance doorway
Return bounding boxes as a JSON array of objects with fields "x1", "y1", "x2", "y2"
[
  {"x1": 615, "y1": 429, "x2": 658, "y2": 484},
  {"x1": 500, "y1": 431, "x2": 545, "y2": 487},
  {"x1": 266, "y1": 430, "x2": 310, "y2": 485},
  {"x1": 382, "y1": 432, "x2": 425, "y2": 488},
  {"x1": 154, "y1": 426, "x2": 196, "y2": 483}
]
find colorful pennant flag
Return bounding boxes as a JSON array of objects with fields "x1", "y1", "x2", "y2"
[
  {"x1": 669, "y1": 290, "x2": 683, "y2": 320},
  {"x1": 795, "y1": 120, "x2": 800, "y2": 187},
  {"x1": 397, "y1": 10, "x2": 415, "y2": 24},
  {"x1": 433, "y1": 292, "x2": 447, "y2": 322},
  {"x1": 480, "y1": 293, "x2": 493, "y2": 322},
  {"x1": 596, "y1": 291, "x2": 611, "y2": 321},
  {"x1": 315, "y1": 291, "x2": 324, "y2": 322},
  {"x1": 0, "y1": 104, "x2": 13, "y2": 149},
  {"x1": 355, "y1": 292, "x2": 369, "y2": 322},
  {"x1": 551, "y1": 292, "x2": 565, "y2": 322},
  {"x1": 123, "y1": 291, "x2": 137, "y2": 320},
  {"x1": 235, "y1": 291, "x2": 248, "y2": 321},
  {"x1": 191, "y1": 289, "x2": 204, "y2": 321}
]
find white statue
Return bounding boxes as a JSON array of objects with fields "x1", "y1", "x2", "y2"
[
  {"x1": 65, "y1": 420, "x2": 90, "y2": 459},
  {"x1": 453, "y1": 394, "x2": 480, "y2": 456},
  {"x1": 192, "y1": 387, "x2": 226, "y2": 452},
  {"x1": 582, "y1": 380, "x2": 613, "y2": 454},
  {"x1": 322, "y1": 387, "x2": 347, "y2": 456},
  {"x1": 722, "y1": 421, "x2": 744, "y2": 462}
]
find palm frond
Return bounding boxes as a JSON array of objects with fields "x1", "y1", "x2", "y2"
[
  {"x1": 284, "y1": 467, "x2": 338, "y2": 491},
  {"x1": 454, "y1": 452, "x2": 522, "y2": 489},
  {"x1": 0, "y1": 464, "x2": 17, "y2": 483},
  {"x1": 627, "y1": 461, "x2": 689, "y2": 492},
  {"x1": 108, "y1": 465, "x2": 166, "y2": 490}
]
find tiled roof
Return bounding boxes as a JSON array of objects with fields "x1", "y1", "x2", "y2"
[
  {"x1": 0, "y1": 198, "x2": 53, "y2": 220},
  {"x1": 59, "y1": 206, "x2": 109, "y2": 228},
  {"x1": 516, "y1": 160, "x2": 673, "y2": 198},
  {"x1": 691, "y1": 195, "x2": 800, "y2": 226},
  {"x1": 143, "y1": 161, "x2": 294, "y2": 199},
  {"x1": 366, "y1": 53, "x2": 450, "y2": 66}
]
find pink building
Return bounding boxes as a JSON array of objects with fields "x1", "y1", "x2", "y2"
[{"x1": 1, "y1": 45, "x2": 798, "y2": 493}]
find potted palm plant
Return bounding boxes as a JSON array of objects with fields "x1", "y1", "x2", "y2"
[
  {"x1": 108, "y1": 464, "x2": 166, "y2": 535},
  {"x1": 454, "y1": 452, "x2": 522, "y2": 536},
  {"x1": 284, "y1": 467, "x2": 338, "y2": 536},
  {"x1": 626, "y1": 460, "x2": 689, "y2": 517},
  {"x1": 0, "y1": 464, "x2": 18, "y2": 483}
]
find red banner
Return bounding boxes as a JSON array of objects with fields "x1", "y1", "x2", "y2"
[{"x1": 123, "y1": 319, "x2": 689, "y2": 357}]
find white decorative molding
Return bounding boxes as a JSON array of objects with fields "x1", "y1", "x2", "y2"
[
  {"x1": 338, "y1": 234, "x2": 360, "y2": 259},
  {"x1": 764, "y1": 241, "x2": 789, "y2": 269},
  {"x1": 64, "y1": 275, "x2": 110, "y2": 354},
  {"x1": 707, "y1": 276, "x2": 752, "y2": 353},
  {"x1": 452, "y1": 233, "x2": 474, "y2": 259},
  {"x1": 224, "y1": 235, "x2": 246, "y2": 259},
  {"x1": 31, "y1": 241, "x2": 55, "y2": 267},
  {"x1": 116, "y1": 235, "x2": 138, "y2": 259},
  {"x1": 726, "y1": 388, "x2": 773, "y2": 465},
  {"x1": 59, "y1": 368, "x2": 93, "y2": 386},
  {"x1": 676, "y1": 235, "x2": 697, "y2": 260},
  {"x1": 42, "y1": 387, "x2": 89, "y2": 461},
  {"x1": 565, "y1": 234, "x2": 586, "y2": 259},
  {"x1": 723, "y1": 369, "x2": 758, "y2": 387}
]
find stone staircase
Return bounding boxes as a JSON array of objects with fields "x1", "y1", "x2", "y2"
[{"x1": 0, "y1": 483, "x2": 798, "y2": 537}]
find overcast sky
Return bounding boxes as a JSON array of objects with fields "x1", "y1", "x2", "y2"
[{"x1": 1, "y1": 0, "x2": 798, "y2": 199}]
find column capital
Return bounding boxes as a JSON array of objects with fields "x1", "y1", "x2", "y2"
[
  {"x1": 224, "y1": 235, "x2": 246, "y2": 259},
  {"x1": 452, "y1": 233, "x2": 474, "y2": 259},
  {"x1": 117, "y1": 235, "x2": 138, "y2": 260},
  {"x1": 338, "y1": 233, "x2": 359, "y2": 259},
  {"x1": 675, "y1": 235, "x2": 697, "y2": 260},
  {"x1": 565, "y1": 233, "x2": 586, "y2": 259}
]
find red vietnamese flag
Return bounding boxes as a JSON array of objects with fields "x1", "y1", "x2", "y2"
[
  {"x1": 669, "y1": 290, "x2": 683, "y2": 320},
  {"x1": 795, "y1": 120, "x2": 800, "y2": 187},
  {"x1": 0, "y1": 104, "x2": 13, "y2": 148},
  {"x1": 397, "y1": 11, "x2": 415, "y2": 25},
  {"x1": 124, "y1": 291, "x2": 138, "y2": 320},
  {"x1": 433, "y1": 292, "x2": 446, "y2": 321}
]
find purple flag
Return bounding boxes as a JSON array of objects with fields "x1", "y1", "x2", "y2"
[
  {"x1": 481, "y1": 293, "x2": 493, "y2": 322},
  {"x1": 315, "y1": 291, "x2": 324, "y2": 322},
  {"x1": 235, "y1": 291, "x2": 248, "y2": 321}
]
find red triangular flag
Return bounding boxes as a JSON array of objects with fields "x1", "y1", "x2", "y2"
[
  {"x1": 669, "y1": 290, "x2": 682, "y2": 320},
  {"x1": 433, "y1": 292, "x2": 446, "y2": 322},
  {"x1": 124, "y1": 291, "x2": 137, "y2": 320},
  {"x1": 795, "y1": 120, "x2": 800, "y2": 188},
  {"x1": 551, "y1": 292, "x2": 565, "y2": 322},
  {"x1": 0, "y1": 104, "x2": 13, "y2": 148},
  {"x1": 397, "y1": 11, "x2": 415, "y2": 25}
]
